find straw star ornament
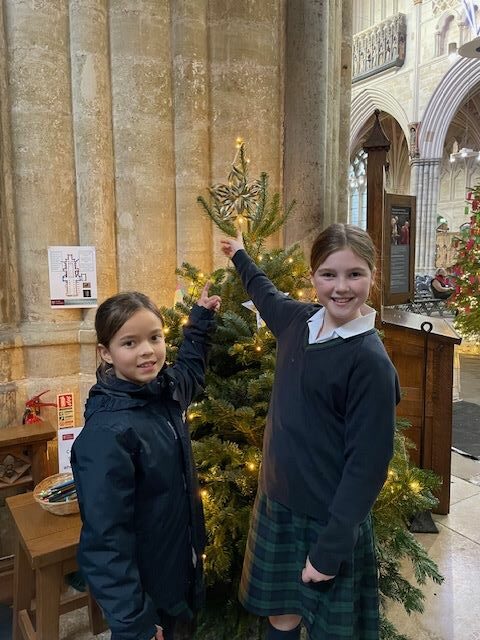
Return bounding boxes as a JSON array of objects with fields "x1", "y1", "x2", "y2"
[{"x1": 206, "y1": 140, "x2": 262, "y2": 229}]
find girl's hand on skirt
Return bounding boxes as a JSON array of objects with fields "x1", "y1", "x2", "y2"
[{"x1": 301, "y1": 556, "x2": 335, "y2": 583}]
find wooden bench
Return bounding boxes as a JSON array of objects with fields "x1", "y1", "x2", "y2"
[
  {"x1": 397, "y1": 275, "x2": 454, "y2": 318},
  {"x1": 404, "y1": 290, "x2": 451, "y2": 317}
]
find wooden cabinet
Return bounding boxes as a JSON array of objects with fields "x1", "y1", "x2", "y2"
[
  {"x1": 0, "y1": 422, "x2": 56, "y2": 604},
  {"x1": 0, "y1": 423, "x2": 56, "y2": 491},
  {"x1": 382, "y1": 308, "x2": 461, "y2": 514}
]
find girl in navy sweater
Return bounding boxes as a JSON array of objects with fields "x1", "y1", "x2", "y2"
[
  {"x1": 72, "y1": 285, "x2": 220, "y2": 640},
  {"x1": 221, "y1": 224, "x2": 400, "y2": 640}
]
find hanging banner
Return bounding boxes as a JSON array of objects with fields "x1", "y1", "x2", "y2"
[{"x1": 48, "y1": 246, "x2": 98, "y2": 308}]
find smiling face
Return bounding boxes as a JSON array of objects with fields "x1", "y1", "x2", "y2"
[
  {"x1": 98, "y1": 308, "x2": 166, "y2": 385},
  {"x1": 311, "y1": 248, "x2": 374, "y2": 329}
]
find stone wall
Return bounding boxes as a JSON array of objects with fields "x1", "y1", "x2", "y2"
[{"x1": 0, "y1": 0, "x2": 351, "y2": 429}]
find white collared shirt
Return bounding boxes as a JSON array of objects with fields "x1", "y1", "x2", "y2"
[{"x1": 307, "y1": 304, "x2": 376, "y2": 344}]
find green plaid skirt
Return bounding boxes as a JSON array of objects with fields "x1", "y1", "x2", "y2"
[{"x1": 239, "y1": 493, "x2": 379, "y2": 640}]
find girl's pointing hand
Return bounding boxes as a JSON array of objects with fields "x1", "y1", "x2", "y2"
[{"x1": 197, "y1": 282, "x2": 221, "y2": 312}]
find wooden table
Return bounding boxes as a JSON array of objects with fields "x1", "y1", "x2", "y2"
[{"x1": 6, "y1": 492, "x2": 106, "y2": 640}]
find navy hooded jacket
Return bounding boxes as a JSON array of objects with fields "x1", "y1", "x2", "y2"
[{"x1": 71, "y1": 304, "x2": 214, "y2": 640}]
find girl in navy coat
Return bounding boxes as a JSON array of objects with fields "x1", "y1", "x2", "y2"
[
  {"x1": 72, "y1": 285, "x2": 220, "y2": 640},
  {"x1": 221, "y1": 224, "x2": 400, "y2": 640}
]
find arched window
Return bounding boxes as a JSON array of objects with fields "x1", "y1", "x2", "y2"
[
  {"x1": 348, "y1": 151, "x2": 368, "y2": 229},
  {"x1": 435, "y1": 13, "x2": 455, "y2": 56}
]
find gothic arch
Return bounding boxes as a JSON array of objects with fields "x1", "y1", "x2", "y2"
[
  {"x1": 350, "y1": 88, "x2": 410, "y2": 153},
  {"x1": 419, "y1": 57, "x2": 480, "y2": 159}
]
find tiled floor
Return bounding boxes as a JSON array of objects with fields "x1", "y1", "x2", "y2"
[
  {"x1": 385, "y1": 458, "x2": 480, "y2": 640},
  {"x1": 3, "y1": 350, "x2": 479, "y2": 640}
]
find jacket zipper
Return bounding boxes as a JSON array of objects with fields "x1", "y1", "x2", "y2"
[
  {"x1": 166, "y1": 419, "x2": 186, "y2": 489},
  {"x1": 166, "y1": 420, "x2": 178, "y2": 440}
]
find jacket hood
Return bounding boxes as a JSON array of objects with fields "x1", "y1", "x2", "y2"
[{"x1": 84, "y1": 368, "x2": 170, "y2": 420}]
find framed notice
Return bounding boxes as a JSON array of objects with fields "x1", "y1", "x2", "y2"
[
  {"x1": 58, "y1": 427, "x2": 83, "y2": 473},
  {"x1": 48, "y1": 246, "x2": 98, "y2": 308},
  {"x1": 383, "y1": 194, "x2": 416, "y2": 306}
]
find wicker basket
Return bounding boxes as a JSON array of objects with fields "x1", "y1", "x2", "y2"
[{"x1": 33, "y1": 472, "x2": 79, "y2": 516}]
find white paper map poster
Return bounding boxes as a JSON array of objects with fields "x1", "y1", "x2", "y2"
[{"x1": 48, "y1": 246, "x2": 98, "y2": 308}]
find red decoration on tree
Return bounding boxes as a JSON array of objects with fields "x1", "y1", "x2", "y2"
[{"x1": 450, "y1": 183, "x2": 480, "y2": 339}]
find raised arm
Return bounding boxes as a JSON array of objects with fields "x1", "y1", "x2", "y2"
[
  {"x1": 220, "y1": 236, "x2": 305, "y2": 337},
  {"x1": 167, "y1": 284, "x2": 219, "y2": 410}
]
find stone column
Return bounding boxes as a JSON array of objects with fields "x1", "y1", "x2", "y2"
[
  {"x1": 0, "y1": 1, "x2": 18, "y2": 328},
  {"x1": 109, "y1": 1, "x2": 177, "y2": 305},
  {"x1": 4, "y1": 0, "x2": 83, "y2": 423},
  {"x1": 171, "y1": 0, "x2": 212, "y2": 272},
  {"x1": 337, "y1": 0, "x2": 353, "y2": 224},
  {"x1": 70, "y1": 0, "x2": 117, "y2": 302},
  {"x1": 5, "y1": 0, "x2": 79, "y2": 323},
  {"x1": 69, "y1": 0, "x2": 117, "y2": 398},
  {"x1": 0, "y1": 1, "x2": 20, "y2": 427},
  {"x1": 410, "y1": 158, "x2": 441, "y2": 273},
  {"x1": 208, "y1": 0, "x2": 284, "y2": 265},
  {"x1": 284, "y1": 0, "x2": 353, "y2": 249}
]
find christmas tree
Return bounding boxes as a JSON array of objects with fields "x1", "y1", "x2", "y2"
[
  {"x1": 163, "y1": 143, "x2": 443, "y2": 640},
  {"x1": 450, "y1": 183, "x2": 480, "y2": 339}
]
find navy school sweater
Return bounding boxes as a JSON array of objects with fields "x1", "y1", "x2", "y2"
[{"x1": 232, "y1": 250, "x2": 401, "y2": 575}]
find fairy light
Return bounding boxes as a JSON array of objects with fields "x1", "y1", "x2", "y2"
[
  {"x1": 288, "y1": 257, "x2": 293, "y2": 263},
  {"x1": 163, "y1": 327, "x2": 170, "y2": 335},
  {"x1": 409, "y1": 480, "x2": 421, "y2": 493},
  {"x1": 201, "y1": 489, "x2": 208, "y2": 498},
  {"x1": 298, "y1": 290, "x2": 304, "y2": 297},
  {"x1": 202, "y1": 553, "x2": 207, "y2": 560},
  {"x1": 247, "y1": 462, "x2": 256, "y2": 471},
  {"x1": 181, "y1": 318, "x2": 188, "y2": 326},
  {"x1": 255, "y1": 346, "x2": 262, "y2": 352}
]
